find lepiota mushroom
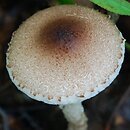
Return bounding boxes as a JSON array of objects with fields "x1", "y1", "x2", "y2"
[{"x1": 6, "y1": 5, "x2": 125, "y2": 130}]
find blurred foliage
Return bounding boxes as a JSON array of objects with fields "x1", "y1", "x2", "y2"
[
  {"x1": 126, "y1": 42, "x2": 130, "y2": 51},
  {"x1": 57, "y1": 0, "x2": 75, "y2": 4}
]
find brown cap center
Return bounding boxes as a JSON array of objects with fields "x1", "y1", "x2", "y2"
[{"x1": 39, "y1": 17, "x2": 87, "y2": 54}]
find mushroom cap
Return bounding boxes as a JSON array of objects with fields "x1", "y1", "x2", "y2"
[{"x1": 6, "y1": 5, "x2": 125, "y2": 105}]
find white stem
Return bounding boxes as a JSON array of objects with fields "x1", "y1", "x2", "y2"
[{"x1": 60, "y1": 102, "x2": 87, "y2": 130}]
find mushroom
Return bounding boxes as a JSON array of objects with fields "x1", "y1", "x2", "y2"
[{"x1": 6, "y1": 5, "x2": 125, "y2": 130}]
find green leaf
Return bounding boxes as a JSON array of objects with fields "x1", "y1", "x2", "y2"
[
  {"x1": 57, "y1": 0, "x2": 75, "y2": 4},
  {"x1": 90, "y1": 0, "x2": 130, "y2": 15}
]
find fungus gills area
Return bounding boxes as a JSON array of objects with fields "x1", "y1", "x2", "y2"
[{"x1": 41, "y1": 17, "x2": 86, "y2": 55}]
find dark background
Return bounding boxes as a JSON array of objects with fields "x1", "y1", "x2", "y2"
[{"x1": 0, "y1": 0, "x2": 130, "y2": 130}]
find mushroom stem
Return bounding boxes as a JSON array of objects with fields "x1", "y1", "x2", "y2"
[{"x1": 60, "y1": 102, "x2": 87, "y2": 130}]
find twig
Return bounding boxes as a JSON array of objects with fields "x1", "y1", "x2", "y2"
[
  {"x1": 0, "y1": 108, "x2": 9, "y2": 130},
  {"x1": 21, "y1": 111, "x2": 42, "y2": 130},
  {"x1": 7, "y1": 104, "x2": 47, "y2": 114},
  {"x1": 106, "y1": 86, "x2": 130, "y2": 130},
  {"x1": 107, "y1": 12, "x2": 119, "y2": 23}
]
